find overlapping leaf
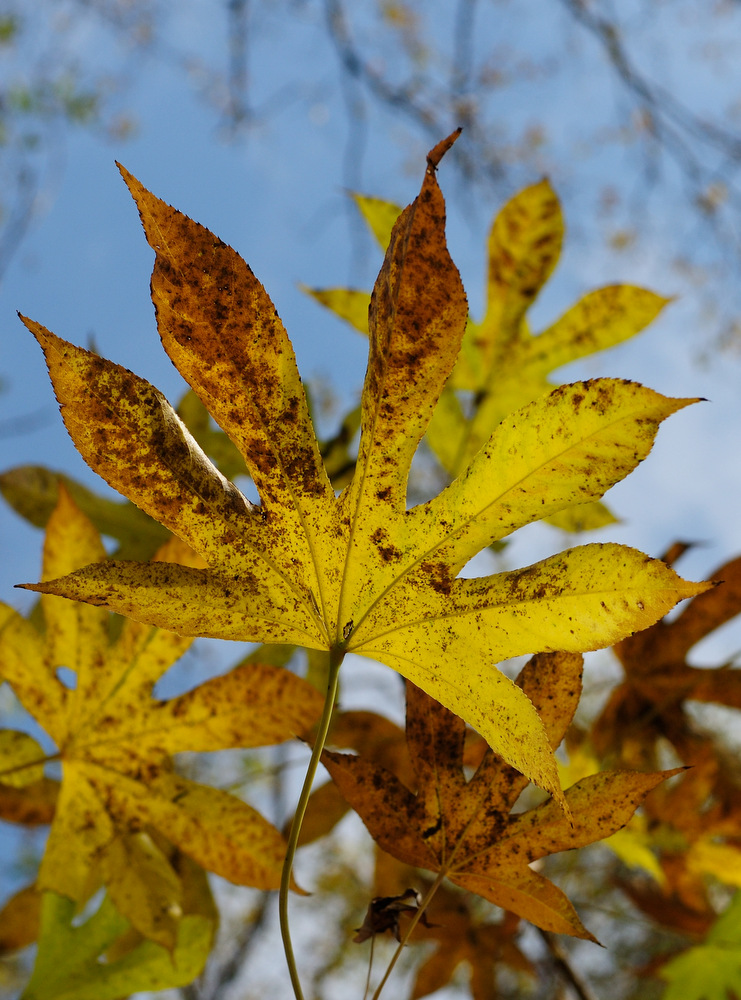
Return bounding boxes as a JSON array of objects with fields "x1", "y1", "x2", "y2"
[
  {"x1": 305, "y1": 179, "x2": 668, "y2": 530},
  {"x1": 19, "y1": 133, "x2": 706, "y2": 802},
  {"x1": 557, "y1": 738, "x2": 668, "y2": 885},
  {"x1": 437, "y1": 180, "x2": 669, "y2": 471},
  {"x1": 0, "y1": 386, "x2": 360, "y2": 562},
  {"x1": 0, "y1": 775, "x2": 58, "y2": 825},
  {"x1": 0, "y1": 465, "x2": 168, "y2": 560},
  {"x1": 592, "y1": 551, "x2": 741, "y2": 770},
  {"x1": 21, "y1": 881, "x2": 214, "y2": 1000},
  {"x1": 660, "y1": 891, "x2": 741, "y2": 1000},
  {"x1": 617, "y1": 757, "x2": 741, "y2": 929},
  {"x1": 0, "y1": 487, "x2": 323, "y2": 945},
  {"x1": 322, "y1": 653, "x2": 678, "y2": 939},
  {"x1": 408, "y1": 889, "x2": 533, "y2": 1000},
  {"x1": 350, "y1": 849, "x2": 533, "y2": 999},
  {"x1": 0, "y1": 885, "x2": 42, "y2": 956},
  {"x1": 293, "y1": 709, "x2": 410, "y2": 846}
]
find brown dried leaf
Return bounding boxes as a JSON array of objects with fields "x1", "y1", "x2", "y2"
[{"x1": 324, "y1": 653, "x2": 677, "y2": 939}]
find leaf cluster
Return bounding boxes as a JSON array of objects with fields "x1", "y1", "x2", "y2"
[{"x1": 0, "y1": 134, "x2": 736, "y2": 1000}]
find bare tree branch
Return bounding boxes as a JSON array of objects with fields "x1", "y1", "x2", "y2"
[
  {"x1": 555, "y1": 0, "x2": 741, "y2": 179},
  {"x1": 226, "y1": 0, "x2": 250, "y2": 129}
]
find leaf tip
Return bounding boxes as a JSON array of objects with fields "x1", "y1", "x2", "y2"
[
  {"x1": 17, "y1": 314, "x2": 58, "y2": 355},
  {"x1": 426, "y1": 128, "x2": 462, "y2": 172},
  {"x1": 556, "y1": 788, "x2": 573, "y2": 825},
  {"x1": 17, "y1": 312, "x2": 39, "y2": 338},
  {"x1": 116, "y1": 160, "x2": 133, "y2": 184},
  {"x1": 117, "y1": 161, "x2": 148, "y2": 210},
  {"x1": 692, "y1": 577, "x2": 718, "y2": 597},
  {"x1": 666, "y1": 394, "x2": 707, "y2": 415}
]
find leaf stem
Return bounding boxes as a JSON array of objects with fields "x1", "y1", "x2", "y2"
[
  {"x1": 0, "y1": 751, "x2": 59, "y2": 782},
  {"x1": 371, "y1": 869, "x2": 446, "y2": 1000},
  {"x1": 279, "y1": 645, "x2": 345, "y2": 1000},
  {"x1": 362, "y1": 934, "x2": 376, "y2": 1000}
]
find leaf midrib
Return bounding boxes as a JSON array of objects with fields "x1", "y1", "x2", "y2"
[{"x1": 348, "y1": 395, "x2": 655, "y2": 645}]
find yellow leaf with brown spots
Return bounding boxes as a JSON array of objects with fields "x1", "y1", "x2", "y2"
[
  {"x1": 19, "y1": 132, "x2": 706, "y2": 806},
  {"x1": 427, "y1": 179, "x2": 670, "y2": 478},
  {"x1": 0, "y1": 487, "x2": 323, "y2": 946},
  {"x1": 305, "y1": 179, "x2": 669, "y2": 532}
]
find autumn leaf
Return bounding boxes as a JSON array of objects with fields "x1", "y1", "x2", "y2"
[
  {"x1": 408, "y1": 887, "x2": 533, "y2": 1000},
  {"x1": 301, "y1": 192, "x2": 399, "y2": 335},
  {"x1": 660, "y1": 891, "x2": 741, "y2": 1000},
  {"x1": 593, "y1": 551, "x2": 741, "y2": 770},
  {"x1": 351, "y1": 850, "x2": 533, "y2": 1000},
  {"x1": 0, "y1": 486, "x2": 323, "y2": 945},
  {"x1": 0, "y1": 776, "x2": 58, "y2": 825},
  {"x1": 617, "y1": 756, "x2": 741, "y2": 926},
  {"x1": 584, "y1": 551, "x2": 741, "y2": 926},
  {"x1": 0, "y1": 885, "x2": 42, "y2": 955},
  {"x1": 178, "y1": 384, "x2": 362, "y2": 493},
  {"x1": 0, "y1": 465, "x2": 168, "y2": 560},
  {"x1": 444, "y1": 182, "x2": 668, "y2": 433},
  {"x1": 322, "y1": 653, "x2": 681, "y2": 939},
  {"x1": 353, "y1": 191, "x2": 402, "y2": 251},
  {"x1": 301, "y1": 283, "x2": 372, "y2": 337},
  {"x1": 295, "y1": 709, "x2": 409, "y2": 846},
  {"x1": 175, "y1": 388, "x2": 250, "y2": 484},
  {"x1": 18, "y1": 132, "x2": 706, "y2": 803},
  {"x1": 21, "y1": 887, "x2": 214, "y2": 1000},
  {"x1": 618, "y1": 877, "x2": 715, "y2": 940},
  {"x1": 557, "y1": 737, "x2": 668, "y2": 885},
  {"x1": 305, "y1": 179, "x2": 668, "y2": 531}
]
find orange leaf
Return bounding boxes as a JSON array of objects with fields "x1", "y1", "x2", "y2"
[{"x1": 324, "y1": 653, "x2": 678, "y2": 939}]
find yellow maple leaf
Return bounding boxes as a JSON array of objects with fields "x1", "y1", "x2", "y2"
[
  {"x1": 0, "y1": 486, "x2": 323, "y2": 946},
  {"x1": 306, "y1": 179, "x2": 669, "y2": 532},
  {"x1": 18, "y1": 132, "x2": 706, "y2": 804}
]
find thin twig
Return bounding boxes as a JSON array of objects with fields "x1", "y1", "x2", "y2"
[
  {"x1": 226, "y1": 0, "x2": 250, "y2": 129},
  {"x1": 362, "y1": 934, "x2": 375, "y2": 1000},
  {"x1": 322, "y1": 0, "x2": 503, "y2": 186},
  {"x1": 538, "y1": 927, "x2": 598, "y2": 1000},
  {"x1": 371, "y1": 869, "x2": 447, "y2": 1000},
  {"x1": 556, "y1": 0, "x2": 741, "y2": 169}
]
